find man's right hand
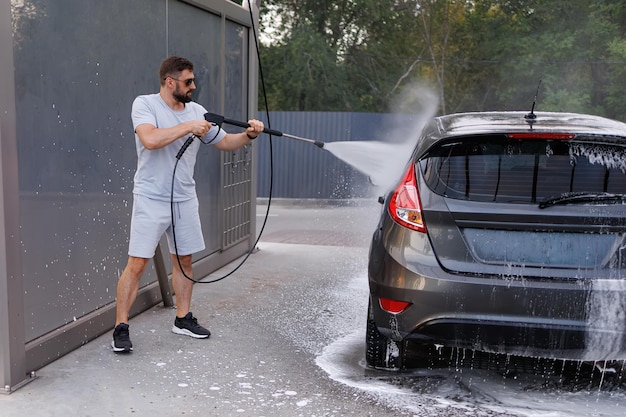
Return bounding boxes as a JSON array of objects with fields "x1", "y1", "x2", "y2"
[{"x1": 187, "y1": 120, "x2": 211, "y2": 137}]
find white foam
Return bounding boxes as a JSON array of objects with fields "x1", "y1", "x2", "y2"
[{"x1": 316, "y1": 331, "x2": 626, "y2": 416}]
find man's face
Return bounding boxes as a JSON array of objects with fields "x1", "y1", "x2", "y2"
[{"x1": 172, "y1": 69, "x2": 196, "y2": 104}]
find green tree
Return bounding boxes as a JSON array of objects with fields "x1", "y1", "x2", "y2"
[
  {"x1": 589, "y1": 0, "x2": 626, "y2": 120},
  {"x1": 258, "y1": 0, "x2": 626, "y2": 121},
  {"x1": 259, "y1": 0, "x2": 371, "y2": 111}
]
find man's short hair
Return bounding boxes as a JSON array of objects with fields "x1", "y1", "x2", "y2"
[{"x1": 159, "y1": 56, "x2": 194, "y2": 86}]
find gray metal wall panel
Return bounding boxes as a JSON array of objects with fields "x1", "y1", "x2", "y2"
[
  {"x1": 169, "y1": 1, "x2": 227, "y2": 257},
  {"x1": 14, "y1": 0, "x2": 168, "y2": 342},
  {"x1": 2, "y1": 0, "x2": 34, "y2": 392},
  {"x1": 221, "y1": 18, "x2": 253, "y2": 249}
]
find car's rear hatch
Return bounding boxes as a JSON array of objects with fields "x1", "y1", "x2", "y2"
[{"x1": 418, "y1": 133, "x2": 626, "y2": 279}]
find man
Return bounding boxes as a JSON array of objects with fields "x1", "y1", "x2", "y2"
[{"x1": 112, "y1": 56, "x2": 264, "y2": 353}]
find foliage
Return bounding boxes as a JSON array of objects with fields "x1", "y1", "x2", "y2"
[{"x1": 258, "y1": 0, "x2": 626, "y2": 121}]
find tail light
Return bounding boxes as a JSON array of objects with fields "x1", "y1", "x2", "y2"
[
  {"x1": 388, "y1": 164, "x2": 426, "y2": 232},
  {"x1": 380, "y1": 298, "x2": 412, "y2": 314},
  {"x1": 507, "y1": 132, "x2": 575, "y2": 140}
]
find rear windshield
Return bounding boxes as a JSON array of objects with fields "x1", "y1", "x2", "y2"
[{"x1": 420, "y1": 135, "x2": 626, "y2": 203}]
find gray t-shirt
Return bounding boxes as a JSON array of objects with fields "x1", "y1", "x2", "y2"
[{"x1": 131, "y1": 93, "x2": 226, "y2": 201}]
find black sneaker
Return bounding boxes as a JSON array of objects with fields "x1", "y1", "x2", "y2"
[
  {"x1": 172, "y1": 312, "x2": 211, "y2": 339},
  {"x1": 111, "y1": 323, "x2": 133, "y2": 353}
]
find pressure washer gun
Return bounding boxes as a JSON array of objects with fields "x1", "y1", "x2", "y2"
[{"x1": 204, "y1": 112, "x2": 325, "y2": 148}]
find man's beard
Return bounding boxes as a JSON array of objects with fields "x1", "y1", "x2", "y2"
[{"x1": 173, "y1": 89, "x2": 192, "y2": 104}]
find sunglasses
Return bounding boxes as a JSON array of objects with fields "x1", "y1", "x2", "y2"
[{"x1": 167, "y1": 76, "x2": 195, "y2": 87}]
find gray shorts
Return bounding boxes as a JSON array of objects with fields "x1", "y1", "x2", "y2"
[{"x1": 128, "y1": 194, "x2": 205, "y2": 258}]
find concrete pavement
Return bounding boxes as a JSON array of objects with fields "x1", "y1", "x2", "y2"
[{"x1": 0, "y1": 199, "x2": 390, "y2": 417}]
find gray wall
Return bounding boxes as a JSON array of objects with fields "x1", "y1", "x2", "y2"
[
  {"x1": 256, "y1": 112, "x2": 418, "y2": 199},
  {"x1": 1, "y1": 0, "x2": 259, "y2": 392}
]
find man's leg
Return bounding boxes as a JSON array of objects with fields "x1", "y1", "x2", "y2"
[
  {"x1": 112, "y1": 256, "x2": 150, "y2": 352},
  {"x1": 170, "y1": 253, "x2": 211, "y2": 338},
  {"x1": 170, "y1": 253, "x2": 193, "y2": 318},
  {"x1": 115, "y1": 256, "x2": 150, "y2": 326}
]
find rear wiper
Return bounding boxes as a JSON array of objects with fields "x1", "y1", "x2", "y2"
[{"x1": 539, "y1": 192, "x2": 626, "y2": 209}]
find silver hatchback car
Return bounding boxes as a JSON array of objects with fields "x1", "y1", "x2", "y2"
[{"x1": 366, "y1": 111, "x2": 626, "y2": 370}]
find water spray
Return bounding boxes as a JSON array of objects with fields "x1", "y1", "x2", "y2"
[{"x1": 204, "y1": 112, "x2": 326, "y2": 149}]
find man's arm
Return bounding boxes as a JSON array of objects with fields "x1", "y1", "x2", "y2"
[
  {"x1": 213, "y1": 119, "x2": 264, "y2": 151},
  {"x1": 136, "y1": 120, "x2": 211, "y2": 150},
  {"x1": 214, "y1": 131, "x2": 254, "y2": 151}
]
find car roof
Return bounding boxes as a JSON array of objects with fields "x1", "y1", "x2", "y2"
[
  {"x1": 416, "y1": 111, "x2": 626, "y2": 155},
  {"x1": 439, "y1": 111, "x2": 626, "y2": 135}
]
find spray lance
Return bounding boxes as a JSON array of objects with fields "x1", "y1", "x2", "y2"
[{"x1": 204, "y1": 112, "x2": 326, "y2": 148}]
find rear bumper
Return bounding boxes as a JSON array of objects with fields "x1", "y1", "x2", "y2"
[
  {"x1": 368, "y1": 224, "x2": 626, "y2": 361},
  {"x1": 370, "y1": 294, "x2": 626, "y2": 360}
]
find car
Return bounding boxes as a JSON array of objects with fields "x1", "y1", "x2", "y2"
[{"x1": 366, "y1": 110, "x2": 626, "y2": 370}]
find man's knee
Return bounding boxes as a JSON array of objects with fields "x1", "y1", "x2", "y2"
[
  {"x1": 170, "y1": 254, "x2": 192, "y2": 271},
  {"x1": 124, "y1": 256, "x2": 150, "y2": 278}
]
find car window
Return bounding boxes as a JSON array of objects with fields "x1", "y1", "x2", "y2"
[{"x1": 420, "y1": 135, "x2": 626, "y2": 203}]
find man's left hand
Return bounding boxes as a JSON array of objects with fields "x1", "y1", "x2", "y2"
[{"x1": 246, "y1": 119, "x2": 264, "y2": 139}]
